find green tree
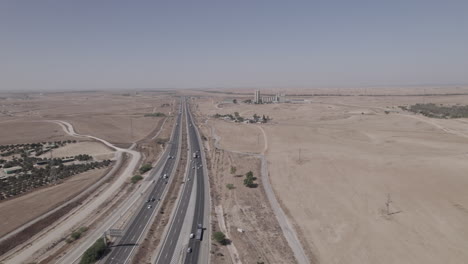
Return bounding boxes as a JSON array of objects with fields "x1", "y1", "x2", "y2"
[
  {"x1": 244, "y1": 176, "x2": 254, "y2": 187},
  {"x1": 244, "y1": 171, "x2": 255, "y2": 187},
  {"x1": 80, "y1": 238, "x2": 107, "y2": 264}
]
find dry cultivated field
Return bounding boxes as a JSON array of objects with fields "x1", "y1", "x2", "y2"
[
  {"x1": 194, "y1": 87, "x2": 468, "y2": 264},
  {"x1": 0, "y1": 91, "x2": 173, "y2": 241}
]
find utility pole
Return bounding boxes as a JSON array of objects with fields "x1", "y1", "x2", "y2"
[
  {"x1": 49, "y1": 149, "x2": 58, "y2": 184},
  {"x1": 103, "y1": 231, "x2": 107, "y2": 245},
  {"x1": 385, "y1": 193, "x2": 402, "y2": 216},
  {"x1": 130, "y1": 118, "x2": 134, "y2": 139},
  {"x1": 386, "y1": 193, "x2": 391, "y2": 215}
]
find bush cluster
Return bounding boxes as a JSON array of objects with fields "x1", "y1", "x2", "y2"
[{"x1": 402, "y1": 103, "x2": 468, "y2": 119}]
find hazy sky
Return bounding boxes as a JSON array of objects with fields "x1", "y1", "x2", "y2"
[{"x1": 1, "y1": 0, "x2": 468, "y2": 91}]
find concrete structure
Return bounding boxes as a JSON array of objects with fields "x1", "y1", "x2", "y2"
[{"x1": 254, "y1": 90, "x2": 261, "y2": 103}]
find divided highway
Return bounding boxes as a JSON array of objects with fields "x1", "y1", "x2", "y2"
[
  {"x1": 155, "y1": 98, "x2": 209, "y2": 264},
  {"x1": 184, "y1": 99, "x2": 209, "y2": 264},
  {"x1": 104, "y1": 101, "x2": 184, "y2": 264}
]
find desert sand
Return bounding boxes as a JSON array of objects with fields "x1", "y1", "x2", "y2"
[{"x1": 195, "y1": 89, "x2": 468, "y2": 264}]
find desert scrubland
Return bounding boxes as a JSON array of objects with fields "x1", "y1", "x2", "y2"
[{"x1": 195, "y1": 87, "x2": 468, "y2": 264}]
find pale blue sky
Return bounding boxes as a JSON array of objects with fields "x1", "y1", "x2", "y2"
[{"x1": 1, "y1": 0, "x2": 467, "y2": 90}]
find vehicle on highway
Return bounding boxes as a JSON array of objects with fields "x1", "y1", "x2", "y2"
[
  {"x1": 195, "y1": 224, "x2": 204, "y2": 240},
  {"x1": 146, "y1": 199, "x2": 151, "y2": 203},
  {"x1": 190, "y1": 233, "x2": 194, "y2": 239},
  {"x1": 187, "y1": 247, "x2": 192, "y2": 253},
  {"x1": 151, "y1": 197, "x2": 156, "y2": 202},
  {"x1": 147, "y1": 205, "x2": 152, "y2": 209}
]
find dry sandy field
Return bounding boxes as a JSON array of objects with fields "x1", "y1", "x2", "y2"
[{"x1": 194, "y1": 87, "x2": 468, "y2": 264}]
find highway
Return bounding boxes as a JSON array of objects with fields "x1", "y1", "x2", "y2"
[
  {"x1": 155, "y1": 97, "x2": 209, "y2": 264},
  {"x1": 184, "y1": 99, "x2": 208, "y2": 264},
  {"x1": 104, "y1": 100, "x2": 184, "y2": 264}
]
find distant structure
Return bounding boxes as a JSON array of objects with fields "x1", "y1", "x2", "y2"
[
  {"x1": 254, "y1": 90, "x2": 261, "y2": 104},
  {"x1": 253, "y1": 90, "x2": 288, "y2": 104},
  {"x1": 262, "y1": 96, "x2": 275, "y2": 103}
]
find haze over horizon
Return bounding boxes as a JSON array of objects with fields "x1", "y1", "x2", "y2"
[{"x1": 1, "y1": 0, "x2": 468, "y2": 91}]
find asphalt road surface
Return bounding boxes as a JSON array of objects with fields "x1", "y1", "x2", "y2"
[
  {"x1": 155, "y1": 98, "x2": 207, "y2": 264},
  {"x1": 104, "y1": 101, "x2": 183, "y2": 264}
]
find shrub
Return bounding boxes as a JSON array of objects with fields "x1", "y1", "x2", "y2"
[
  {"x1": 213, "y1": 231, "x2": 227, "y2": 245},
  {"x1": 139, "y1": 164, "x2": 152, "y2": 174},
  {"x1": 71, "y1": 230, "x2": 82, "y2": 240},
  {"x1": 156, "y1": 138, "x2": 168, "y2": 145},
  {"x1": 230, "y1": 166, "x2": 236, "y2": 174},
  {"x1": 131, "y1": 175, "x2": 143, "y2": 184},
  {"x1": 144, "y1": 112, "x2": 166, "y2": 117},
  {"x1": 226, "y1": 184, "x2": 235, "y2": 190}
]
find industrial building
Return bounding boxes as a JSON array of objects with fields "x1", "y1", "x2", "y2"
[
  {"x1": 253, "y1": 90, "x2": 288, "y2": 104},
  {"x1": 254, "y1": 90, "x2": 261, "y2": 103}
]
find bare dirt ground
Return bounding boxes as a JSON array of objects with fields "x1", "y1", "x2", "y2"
[
  {"x1": 0, "y1": 168, "x2": 107, "y2": 237},
  {"x1": 0, "y1": 91, "x2": 174, "y2": 146},
  {"x1": 194, "y1": 88, "x2": 468, "y2": 264},
  {"x1": 39, "y1": 141, "x2": 114, "y2": 160},
  {"x1": 195, "y1": 114, "x2": 296, "y2": 263}
]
